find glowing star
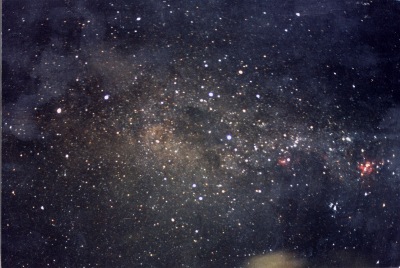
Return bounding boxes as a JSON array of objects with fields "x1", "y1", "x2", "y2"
[{"x1": 358, "y1": 161, "x2": 374, "y2": 176}]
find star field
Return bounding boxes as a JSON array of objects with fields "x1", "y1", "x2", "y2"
[{"x1": 3, "y1": 0, "x2": 400, "y2": 267}]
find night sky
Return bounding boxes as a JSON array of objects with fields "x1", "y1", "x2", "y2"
[{"x1": 3, "y1": 0, "x2": 400, "y2": 267}]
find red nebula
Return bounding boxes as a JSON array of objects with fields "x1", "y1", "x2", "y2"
[{"x1": 358, "y1": 161, "x2": 374, "y2": 176}]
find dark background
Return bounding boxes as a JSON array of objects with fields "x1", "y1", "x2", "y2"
[{"x1": 3, "y1": 0, "x2": 400, "y2": 267}]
